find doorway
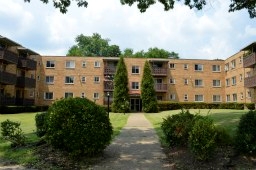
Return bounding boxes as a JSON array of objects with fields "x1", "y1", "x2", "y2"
[{"x1": 130, "y1": 98, "x2": 142, "y2": 112}]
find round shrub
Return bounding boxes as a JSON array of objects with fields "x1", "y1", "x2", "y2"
[
  {"x1": 235, "y1": 110, "x2": 256, "y2": 155},
  {"x1": 46, "y1": 97, "x2": 113, "y2": 156},
  {"x1": 188, "y1": 117, "x2": 217, "y2": 161},
  {"x1": 35, "y1": 112, "x2": 48, "y2": 137},
  {"x1": 161, "y1": 110, "x2": 200, "y2": 147}
]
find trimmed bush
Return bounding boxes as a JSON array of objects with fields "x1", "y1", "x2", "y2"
[
  {"x1": 35, "y1": 112, "x2": 48, "y2": 137},
  {"x1": 215, "y1": 126, "x2": 233, "y2": 146},
  {"x1": 235, "y1": 110, "x2": 256, "y2": 155},
  {"x1": 46, "y1": 97, "x2": 113, "y2": 156},
  {"x1": 0, "y1": 119, "x2": 26, "y2": 147},
  {"x1": 0, "y1": 105, "x2": 48, "y2": 114},
  {"x1": 188, "y1": 117, "x2": 217, "y2": 161}
]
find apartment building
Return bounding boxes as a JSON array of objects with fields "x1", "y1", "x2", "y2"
[
  {"x1": 0, "y1": 36, "x2": 38, "y2": 106},
  {"x1": 1, "y1": 35, "x2": 255, "y2": 112}
]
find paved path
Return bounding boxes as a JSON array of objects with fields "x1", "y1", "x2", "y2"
[{"x1": 90, "y1": 113, "x2": 170, "y2": 170}]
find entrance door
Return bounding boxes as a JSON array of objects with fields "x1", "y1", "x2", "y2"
[{"x1": 130, "y1": 98, "x2": 142, "y2": 112}]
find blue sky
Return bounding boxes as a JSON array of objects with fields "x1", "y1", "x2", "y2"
[{"x1": 0, "y1": 0, "x2": 256, "y2": 59}]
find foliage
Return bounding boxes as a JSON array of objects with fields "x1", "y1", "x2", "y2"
[
  {"x1": 24, "y1": 0, "x2": 256, "y2": 18},
  {"x1": 1, "y1": 119, "x2": 26, "y2": 147},
  {"x1": 35, "y1": 112, "x2": 48, "y2": 137},
  {"x1": 161, "y1": 110, "x2": 200, "y2": 146},
  {"x1": 188, "y1": 117, "x2": 217, "y2": 160},
  {"x1": 112, "y1": 57, "x2": 130, "y2": 113},
  {"x1": 66, "y1": 33, "x2": 121, "y2": 57},
  {"x1": 46, "y1": 97, "x2": 113, "y2": 156},
  {"x1": 215, "y1": 126, "x2": 233, "y2": 146},
  {"x1": 141, "y1": 60, "x2": 158, "y2": 113},
  {"x1": 234, "y1": 110, "x2": 256, "y2": 155},
  {"x1": 0, "y1": 105, "x2": 48, "y2": 114}
]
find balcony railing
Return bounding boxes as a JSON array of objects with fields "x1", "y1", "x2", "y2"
[
  {"x1": 104, "y1": 81, "x2": 114, "y2": 91},
  {"x1": 16, "y1": 77, "x2": 36, "y2": 88},
  {"x1": 244, "y1": 75, "x2": 256, "y2": 88},
  {"x1": 154, "y1": 83, "x2": 167, "y2": 92},
  {"x1": 151, "y1": 68, "x2": 167, "y2": 76},
  {"x1": 18, "y1": 58, "x2": 37, "y2": 70},
  {"x1": 243, "y1": 52, "x2": 256, "y2": 68},
  {"x1": 0, "y1": 49, "x2": 19, "y2": 64},
  {"x1": 15, "y1": 98, "x2": 35, "y2": 106},
  {"x1": 0, "y1": 96, "x2": 15, "y2": 106},
  {"x1": 0, "y1": 71, "x2": 17, "y2": 85},
  {"x1": 104, "y1": 66, "x2": 116, "y2": 74}
]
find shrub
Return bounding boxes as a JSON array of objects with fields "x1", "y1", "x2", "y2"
[
  {"x1": 46, "y1": 97, "x2": 113, "y2": 156},
  {"x1": 234, "y1": 110, "x2": 256, "y2": 155},
  {"x1": 188, "y1": 117, "x2": 217, "y2": 161},
  {"x1": 215, "y1": 126, "x2": 233, "y2": 146},
  {"x1": 0, "y1": 119, "x2": 26, "y2": 147},
  {"x1": 161, "y1": 110, "x2": 200, "y2": 147},
  {"x1": 35, "y1": 112, "x2": 48, "y2": 137}
]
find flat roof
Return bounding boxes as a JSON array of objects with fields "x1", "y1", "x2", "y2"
[{"x1": 240, "y1": 42, "x2": 256, "y2": 51}]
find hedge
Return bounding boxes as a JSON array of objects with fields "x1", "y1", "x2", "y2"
[{"x1": 0, "y1": 106, "x2": 49, "y2": 114}]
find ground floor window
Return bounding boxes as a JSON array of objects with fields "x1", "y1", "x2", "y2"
[
  {"x1": 65, "y1": 92, "x2": 73, "y2": 98},
  {"x1": 195, "y1": 95, "x2": 203, "y2": 102},
  {"x1": 44, "y1": 92, "x2": 53, "y2": 100}
]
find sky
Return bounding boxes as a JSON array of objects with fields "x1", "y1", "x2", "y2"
[{"x1": 0, "y1": 0, "x2": 255, "y2": 59}]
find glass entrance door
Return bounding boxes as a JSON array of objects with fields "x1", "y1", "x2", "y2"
[{"x1": 130, "y1": 98, "x2": 142, "y2": 112}]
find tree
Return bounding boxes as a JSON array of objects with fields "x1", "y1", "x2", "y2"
[
  {"x1": 112, "y1": 57, "x2": 130, "y2": 113},
  {"x1": 121, "y1": 48, "x2": 134, "y2": 57},
  {"x1": 66, "y1": 33, "x2": 121, "y2": 57},
  {"x1": 145, "y1": 47, "x2": 179, "y2": 58},
  {"x1": 24, "y1": 0, "x2": 256, "y2": 18},
  {"x1": 141, "y1": 60, "x2": 158, "y2": 113}
]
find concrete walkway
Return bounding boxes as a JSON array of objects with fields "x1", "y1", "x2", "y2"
[{"x1": 90, "y1": 113, "x2": 170, "y2": 170}]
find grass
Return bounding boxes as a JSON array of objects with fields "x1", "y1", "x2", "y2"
[
  {"x1": 145, "y1": 109, "x2": 248, "y2": 146},
  {"x1": 0, "y1": 112, "x2": 129, "y2": 166}
]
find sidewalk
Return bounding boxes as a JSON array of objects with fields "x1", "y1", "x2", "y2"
[{"x1": 90, "y1": 113, "x2": 170, "y2": 170}]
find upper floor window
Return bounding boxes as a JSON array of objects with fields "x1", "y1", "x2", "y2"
[
  {"x1": 170, "y1": 78, "x2": 176, "y2": 84},
  {"x1": 213, "y1": 95, "x2": 221, "y2": 102},
  {"x1": 94, "y1": 76, "x2": 100, "y2": 83},
  {"x1": 213, "y1": 80, "x2": 221, "y2": 87},
  {"x1": 239, "y1": 56, "x2": 242, "y2": 63},
  {"x1": 46, "y1": 61, "x2": 55, "y2": 68},
  {"x1": 45, "y1": 76, "x2": 54, "y2": 84},
  {"x1": 82, "y1": 61, "x2": 86, "y2": 68},
  {"x1": 247, "y1": 90, "x2": 252, "y2": 98},
  {"x1": 65, "y1": 60, "x2": 75, "y2": 68},
  {"x1": 226, "y1": 78, "x2": 230, "y2": 86},
  {"x1": 131, "y1": 82, "x2": 139, "y2": 90},
  {"x1": 231, "y1": 60, "x2": 236, "y2": 69},
  {"x1": 184, "y1": 78, "x2": 188, "y2": 85},
  {"x1": 65, "y1": 76, "x2": 74, "y2": 84},
  {"x1": 246, "y1": 71, "x2": 251, "y2": 77},
  {"x1": 132, "y1": 66, "x2": 140, "y2": 74},
  {"x1": 240, "y1": 92, "x2": 244, "y2": 99},
  {"x1": 65, "y1": 92, "x2": 73, "y2": 98},
  {"x1": 44, "y1": 92, "x2": 53, "y2": 100},
  {"x1": 93, "y1": 92, "x2": 99, "y2": 99},
  {"x1": 194, "y1": 64, "x2": 203, "y2": 71},
  {"x1": 212, "y1": 65, "x2": 221, "y2": 72},
  {"x1": 239, "y1": 74, "x2": 243, "y2": 81},
  {"x1": 184, "y1": 64, "x2": 188, "y2": 70},
  {"x1": 169, "y1": 63, "x2": 175, "y2": 69},
  {"x1": 195, "y1": 79, "x2": 203, "y2": 87},
  {"x1": 231, "y1": 76, "x2": 236, "y2": 85},
  {"x1": 81, "y1": 76, "x2": 86, "y2": 83},
  {"x1": 225, "y1": 63, "x2": 229, "y2": 71},
  {"x1": 94, "y1": 61, "x2": 100, "y2": 67},
  {"x1": 195, "y1": 95, "x2": 204, "y2": 102}
]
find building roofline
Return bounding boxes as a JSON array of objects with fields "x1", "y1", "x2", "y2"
[
  {"x1": 0, "y1": 35, "x2": 21, "y2": 46},
  {"x1": 240, "y1": 42, "x2": 256, "y2": 51}
]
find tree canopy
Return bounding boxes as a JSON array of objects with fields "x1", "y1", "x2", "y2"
[{"x1": 24, "y1": 0, "x2": 256, "y2": 18}]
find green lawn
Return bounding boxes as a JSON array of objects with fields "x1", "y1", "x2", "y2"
[{"x1": 145, "y1": 109, "x2": 248, "y2": 146}]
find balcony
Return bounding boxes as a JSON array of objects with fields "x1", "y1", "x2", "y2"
[
  {"x1": 244, "y1": 75, "x2": 256, "y2": 88},
  {"x1": 151, "y1": 68, "x2": 167, "y2": 76},
  {"x1": 0, "y1": 71, "x2": 17, "y2": 85},
  {"x1": 104, "y1": 66, "x2": 116, "y2": 75},
  {"x1": 15, "y1": 98, "x2": 35, "y2": 106},
  {"x1": 154, "y1": 83, "x2": 167, "y2": 92},
  {"x1": 18, "y1": 58, "x2": 37, "y2": 70},
  {"x1": 0, "y1": 96, "x2": 15, "y2": 106},
  {"x1": 16, "y1": 77, "x2": 36, "y2": 88},
  {"x1": 243, "y1": 52, "x2": 256, "y2": 68},
  {"x1": 0, "y1": 49, "x2": 19, "y2": 64},
  {"x1": 104, "y1": 81, "x2": 114, "y2": 91}
]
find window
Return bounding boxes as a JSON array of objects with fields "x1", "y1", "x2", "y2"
[
  {"x1": 157, "y1": 96, "x2": 163, "y2": 101},
  {"x1": 213, "y1": 80, "x2": 221, "y2": 87},
  {"x1": 194, "y1": 64, "x2": 203, "y2": 71},
  {"x1": 93, "y1": 92, "x2": 99, "y2": 99},
  {"x1": 37, "y1": 75, "x2": 40, "y2": 81},
  {"x1": 46, "y1": 61, "x2": 55, "y2": 68},
  {"x1": 226, "y1": 78, "x2": 230, "y2": 86},
  {"x1": 247, "y1": 91, "x2": 252, "y2": 98},
  {"x1": 213, "y1": 95, "x2": 221, "y2": 102},
  {"x1": 44, "y1": 92, "x2": 53, "y2": 100},
  {"x1": 81, "y1": 92, "x2": 85, "y2": 98},
  {"x1": 155, "y1": 78, "x2": 162, "y2": 84},
  {"x1": 225, "y1": 63, "x2": 229, "y2": 71},
  {"x1": 82, "y1": 61, "x2": 86, "y2": 68},
  {"x1": 184, "y1": 79, "x2": 188, "y2": 85},
  {"x1": 81, "y1": 76, "x2": 86, "y2": 83},
  {"x1": 231, "y1": 60, "x2": 236, "y2": 69},
  {"x1": 184, "y1": 64, "x2": 188, "y2": 70},
  {"x1": 169, "y1": 63, "x2": 175, "y2": 69},
  {"x1": 65, "y1": 92, "x2": 73, "y2": 98},
  {"x1": 132, "y1": 66, "x2": 140, "y2": 74},
  {"x1": 212, "y1": 65, "x2": 221, "y2": 72},
  {"x1": 29, "y1": 91, "x2": 34, "y2": 97},
  {"x1": 246, "y1": 71, "x2": 251, "y2": 77},
  {"x1": 170, "y1": 78, "x2": 176, "y2": 84},
  {"x1": 94, "y1": 61, "x2": 100, "y2": 67},
  {"x1": 232, "y1": 93, "x2": 237, "y2": 102},
  {"x1": 239, "y1": 74, "x2": 243, "y2": 81},
  {"x1": 184, "y1": 94, "x2": 188, "y2": 101},
  {"x1": 131, "y1": 82, "x2": 139, "y2": 90},
  {"x1": 170, "y1": 94, "x2": 176, "y2": 100},
  {"x1": 195, "y1": 95, "x2": 204, "y2": 102},
  {"x1": 65, "y1": 60, "x2": 75, "y2": 68},
  {"x1": 94, "y1": 76, "x2": 100, "y2": 83},
  {"x1": 45, "y1": 76, "x2": 54, "y2": 84},
  {"x1": 231, "y1": 76, "x2": 236, "y2": 85},
  {"x1": 226, "y1": 95, "x2": 231, "y2": 102},
  {"x1": 240, "y1": 92, "x2": 244, "y2": 99},
  {"x1": 195, "y1": 79, "x2": 203, "y2": 87},
  {"x1": 65, "y1": 76, "x2": 74, "y2": 84},
  {"x1": 239, "y1": 56, "x2": 242, "y2": 63}
]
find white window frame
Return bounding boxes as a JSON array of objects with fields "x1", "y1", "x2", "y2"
[
  {"x1": 239, "y1": 74, "x2": 243, "y2": 81},
  {"x1": 184, "y1": 64, "x2": 188, "y2": 70},
  {"x1": 82, "y1": 61, "x2": 86, "y2": 68},
  {"x1": 132, "y1": 66, "x2": 140, "y2": 74},
  {"x1": 65, "y1": 76, "x2": 74, "y2": 84},
  {"x1": 195, "y1": 64, "x2": 203, "y2": 71},
  {"x1": 169, "y1": 63, "x2": 175, "y2": 69},
  {"x1": 225, "y1": 63, "x2": 229, "y2": 71},
  {"x1": 213, "y1": 80, "x2": 221, "y2": 87},
  {"x1": 232, "y1": 93, "x2": 237, "y2": 102},
  {"x1": 29, "y1": 90, "x2": 34, "y2": 97},
  {"x1": 94, "y1": 76, "x2": 100, "y2": 83},
  {"x1": 212, "y1": 95, "x2": 221, "y2": 102},
  {"x1": 131, "y1": 82, "x2": 139, "y2": 90},
  {"x1": 247, "y1": 91, "x2": 252, "y2": 98},
  {"x1": 231, "y1": 60, "x2": 236, "y2": 69},
  {"x1": 45, "y1": 76, "x2": 54, "y2": 84},
  {"x1": 195, "y1": 95, "x2": 204, "y2": 102},
  {"x1": 195, "y1": 79, "x2": 203, "y2": 87},
  {"x1": 65, "y1": 92, "x2": 73, "y2": 98},
  {"x1": 226, "y1": 95, "x2": 231, "y2": 102},
  {"x1": 46, "y1": 61, "x2": 55, "y2": 68},
  {"x1": 184, "y1": 94, "x2": 188, "y2": 101},
  {"x1": 81, "y1": 92, "x2": 85, "y2": 98},
  {"x1": 170, "y1": 78, "x2": 176, "y2": 84},
  {"x1": 212, "y1": 65, "x2": 221, "y2": 72},
  {"x1": 231, "y1": 76, "x2": 236, "y2": 86},
  {"x1": 65, "y1": 60, "x2": 75, "y2": 69},
  {"x1": 81, "y1": 76, "x2": 86, "y2": 83},
  {"x1": 240, "y1": 92, "x2": 244, "y2": 99},
  {"x1": 184, "y1": 79, "x2": 188, "y2": 85},
  {"x1": 170, "y1": 94, "x2": 176, "y2": 100},
  {"x1": 94, "y1": 61, "x2": 100, "y2": 68},
  {"x1": 226, "y1": 78, "x2": 230, "y2": 87},
  {"x1": 93, "y1": 92, "x2": 99, "y2": 99},
  {"x1": 44, "y1": 92, "x2": 53, "y2": 100}
]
